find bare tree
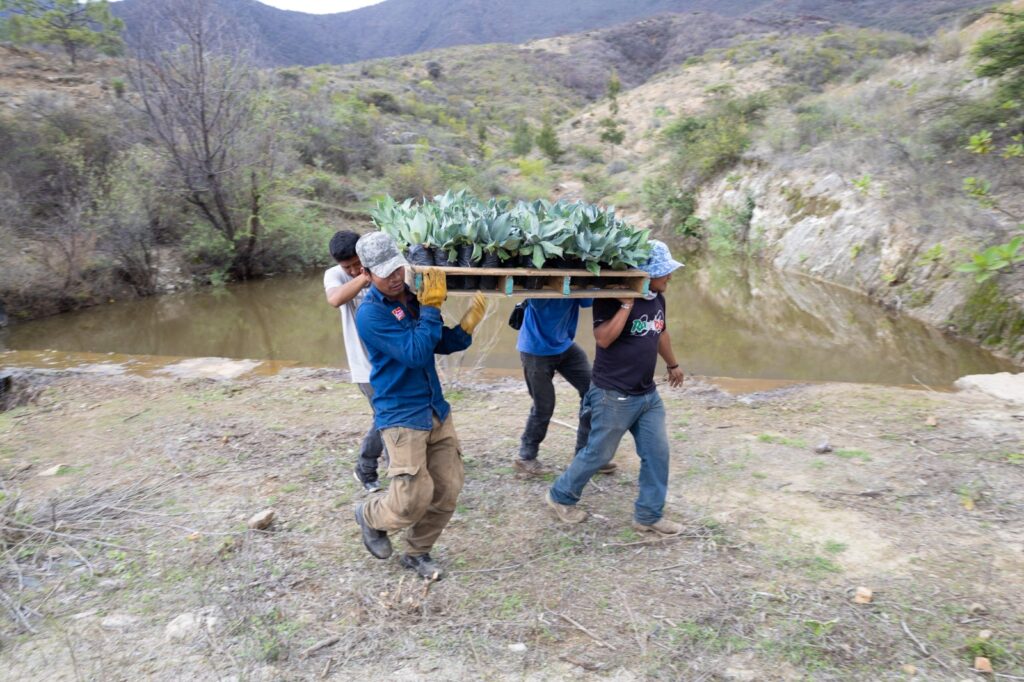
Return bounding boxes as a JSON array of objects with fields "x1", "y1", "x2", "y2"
[{"x1": 125, "y1": 0, "x2": 278, "y2": 279}]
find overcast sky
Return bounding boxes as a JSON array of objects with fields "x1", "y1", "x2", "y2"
[{"x1": 246, "y1": 0, "x2": 385, "y2": 12}]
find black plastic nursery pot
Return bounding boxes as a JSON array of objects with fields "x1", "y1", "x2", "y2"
[
  {"x1": 549, "y1": 256, "x2": 585, "y2": 270},
  {"x1": 434, "y1": 249, "x2": 462, "y2": 289},
  {"x1": 407, "y1": 244, "x2": 435, "y2": 266},
  {"x1": 479, "y1": 252, "x2": 501, "y2": 290},
  {"x1": 457, "y1": 244, "x2": 481, "y2": 290},
  {"x1": 518, "y1": 254, "x2": 543, "y2": 290}
]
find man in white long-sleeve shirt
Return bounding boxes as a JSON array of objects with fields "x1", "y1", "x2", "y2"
[{"x1": 324, "y1": 230, "x2": 385, "y2": 492}]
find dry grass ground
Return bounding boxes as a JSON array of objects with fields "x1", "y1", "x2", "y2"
[{"x1": 1, "y1": 368, "x2": 1022, "y2": 680}]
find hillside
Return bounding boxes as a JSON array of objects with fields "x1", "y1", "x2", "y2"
[{"x1": 109, "y1": 0, "x2": 990, "y2": 66}]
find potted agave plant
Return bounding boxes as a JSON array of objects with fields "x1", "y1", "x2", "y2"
[
  {"x1": 478, "y1": 211, "x2": 519, "y2": 290},
  {"x1": 455, "y1": 214, "x2": 484, "y2": 289},
  {"x1": 515, "y1": 201, "x2": 571, "y2": 289}
]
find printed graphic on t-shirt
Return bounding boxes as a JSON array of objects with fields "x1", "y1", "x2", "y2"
[{"x1": 629, "y1": 310, "x2": 665, "y2": 336}]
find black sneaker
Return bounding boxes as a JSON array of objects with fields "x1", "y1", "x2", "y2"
[
  {"x1": 353, "y1": 469, "x2": 383, "y2": 493},
  {"x1": 399, "y1": 553, "x2": 444, "y2": 580},
  {"x1": 354, "y1": 502, "x2": 392, "y2": 559}
]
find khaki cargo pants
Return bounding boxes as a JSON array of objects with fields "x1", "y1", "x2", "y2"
[{"x1": 362, "y1": 414, "x2": 464, "y2": 555}]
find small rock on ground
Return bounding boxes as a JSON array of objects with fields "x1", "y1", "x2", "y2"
[{"x1": 100, "y1": 614, "x2": 140, "y2": 630}]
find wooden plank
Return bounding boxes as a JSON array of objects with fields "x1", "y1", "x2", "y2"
[
  {"x1": 409, "y1": 265, "x2": 647, "y2": 278},
  {"x1": 439, "y1": 288, "x2": 645, "y2": 299},
  {"x1": 409, "y1": 264, "x2": 648, "y2": 298}
]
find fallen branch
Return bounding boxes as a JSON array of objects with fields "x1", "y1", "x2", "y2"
[
  {"x1": 555, "y1": 611, "x2": 616, "y2": 651},
  {"x1": 910, "y1": 375, "x2": 939, "y2": 393},
  {"x1": 303, "y1": 636, "x2": 340, "y2": 658},
  {"x1": 549, "y1": 419, "x2": 578, "y2": 431},
  {"x1": 0, "y1": 524, "x2": 142, "y2": 552},
  {"x1": 618, "y1": 590, "x2": 646, "y2": 655},
  {"x1": 454, "y1": 562, "x2": 524, "y2": 575},
  {"x1": 602, "y1": 533, "x2": 694, "y2": 548},
  {"x1": 900, "y1": 619, "x2": 930, "y2": 657}
]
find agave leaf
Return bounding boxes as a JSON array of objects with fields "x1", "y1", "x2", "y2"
[
  {"x1": 541, "y1": 243, "x2": 564, "y2": 258},
  {"x1": 531, "y1": 244, "x2": 545, "y2": 269}
]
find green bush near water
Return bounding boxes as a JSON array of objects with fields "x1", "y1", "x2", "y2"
[{"x1": 643, "y1": 94, "x2": 768, "y2": 240}]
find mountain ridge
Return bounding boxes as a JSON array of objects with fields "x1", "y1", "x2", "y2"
[{"x1": 110, "y1": 0, "x2": 988, "y2": 66}]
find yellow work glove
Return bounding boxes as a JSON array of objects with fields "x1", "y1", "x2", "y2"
[
  {"x1": 459, "y1": 292, "x2": 488, "y2": 334},
  {"x1": 418, "y1": 267, "x2": 447, "y2": 308}
]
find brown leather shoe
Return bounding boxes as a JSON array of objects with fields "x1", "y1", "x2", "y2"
[
  {"x1": 631, "y1": 517, "x2": 683, "y2": 536},
  {"x1": 546, "y1": 491, "x2": 587, "y2": 524},
  {"x1": 514, "y1": 458, "x2": 548, "y2": 476}
]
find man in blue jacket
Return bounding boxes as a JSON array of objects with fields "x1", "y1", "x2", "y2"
[{"x1": 352, "y1": 232, "x2": 486, "y2": 580}]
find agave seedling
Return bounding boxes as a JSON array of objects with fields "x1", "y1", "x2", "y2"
[
  {"x1": 481, "y1": 212, "x2": 521, "y2": 262},
  {"x1": 515, "y1": 202, "x2": 572, "y2": 269},
  {"x1": 371, "y1": 195, "x2": 416, "y2": 243}
]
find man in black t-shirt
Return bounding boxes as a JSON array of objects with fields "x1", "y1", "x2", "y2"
[{"x1": 546, "y1": 240, "x2": 686, "y2": 535}]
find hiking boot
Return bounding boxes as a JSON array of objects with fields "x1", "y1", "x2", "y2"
[
  {"x1": 354, "y1": 502, "x2": 392, "y2": 559},
  {"x1": 353, "y1": 469, "x2": 383, "y2": 493},
  {"x1": 514, "y1": 457, "x2": 548, "y2": 476},
  {"x1": 399, "y1": 553, "x2": 445, "y2": 580},
  {"x1": 631, "y1": 517, "x2": 684, "y2": 536},
  {"x1": 545, "y1": 490, "x2": 587, "y2": 524},
  {"x1": 597, "y1": 461, "x2": 618, "y2": 474}
]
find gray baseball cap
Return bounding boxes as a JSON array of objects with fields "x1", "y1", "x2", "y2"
[{"x1": 356, "y1": 232, "x2": 408, "y2": 278}]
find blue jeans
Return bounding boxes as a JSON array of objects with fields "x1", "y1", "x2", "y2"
[{"x1": 550, "y1": 385, "x2": 670, "y2": 525}]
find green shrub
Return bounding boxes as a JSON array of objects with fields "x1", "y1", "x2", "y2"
[
  {"x1": 661, "y1": 94, "x2": 770, "y2": 189},
  {"x1": 258, "y1": 204, "x2": 335, "y2": 272},
  {"x1": 386, "y1": 160, "x2": 442, "y2": 200},
  {"x1": 511, "y1": 120, "x2": 533, "y2": 155},
  {"x1": 705, "y1": 196, "x2": 756, "y2": 255},
  {"x1": 360, "y1": 89, "x2": 401, "y2": 114},
  {"x1": 573, "y1": 144, "x2": 604, "y2": 164},
  {"x1": 517, "y1": 157, "x2": 547, "y2": 179},
  {"x1": 293, "y1": 94, "x2": 386, "y2": 174},
  {"x1": 642, "y1": 176, "x2": 700, "y2": 237},
  {"x1": 536, "y1": 115, "x2": 564, "y2": 163}
]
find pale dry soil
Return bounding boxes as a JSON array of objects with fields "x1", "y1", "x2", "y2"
[{"x1": 1, "y1": 368, "x2": 1022, "y2": 681}]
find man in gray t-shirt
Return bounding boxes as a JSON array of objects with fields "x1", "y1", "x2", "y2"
[{"x1": 324, "y1": 230, "x2": 386, "y2": 493}]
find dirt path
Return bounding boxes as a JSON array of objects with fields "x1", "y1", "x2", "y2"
[{"x1": 1, "y1": 368, "x2": 1022, "y2": 680}]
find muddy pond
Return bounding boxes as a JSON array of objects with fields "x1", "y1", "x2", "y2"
[{"x1": 0, "y1": 258, "x2": 1017, "y2": 386}]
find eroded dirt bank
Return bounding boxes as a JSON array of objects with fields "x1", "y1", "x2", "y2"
[{"x1": 1, "y1": 368, "x2": 1022, "y2": 680}]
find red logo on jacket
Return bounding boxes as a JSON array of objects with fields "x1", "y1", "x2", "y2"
[{"x1": 392, "y1": 307, "x2": 405, "y2": 321}]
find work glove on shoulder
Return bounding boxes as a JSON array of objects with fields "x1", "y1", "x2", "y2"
[
  {"x1": 459, "y1": 292, "x2": 488, "y2": 335},
  {"x1": 418, "y1": 267, "x2": 447, "y2": 309}
]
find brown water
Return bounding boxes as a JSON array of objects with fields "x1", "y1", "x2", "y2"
[{"x1": 0, "y1": 258, "x2": 1016, "y2": 386}]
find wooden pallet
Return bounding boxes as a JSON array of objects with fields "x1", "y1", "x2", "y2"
[{"x1": 410, "y1": 266, "x2": 649, "y2": 298}]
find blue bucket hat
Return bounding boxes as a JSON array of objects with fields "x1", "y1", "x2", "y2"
[{"x1": 641, "y1": 240, "x2": 684, "y2": 278}]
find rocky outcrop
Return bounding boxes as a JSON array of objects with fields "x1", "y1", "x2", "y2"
[{"x1": 695, "y1": 165, "x2": 1024, "y2": 363}]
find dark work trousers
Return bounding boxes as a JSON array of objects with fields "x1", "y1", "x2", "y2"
[
  {"x1": 356, "y1": 382, "x2": 387, "y2": 483},
  {"x1": 518, "y1": 343, "x2": 592, "y2": 461}
]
